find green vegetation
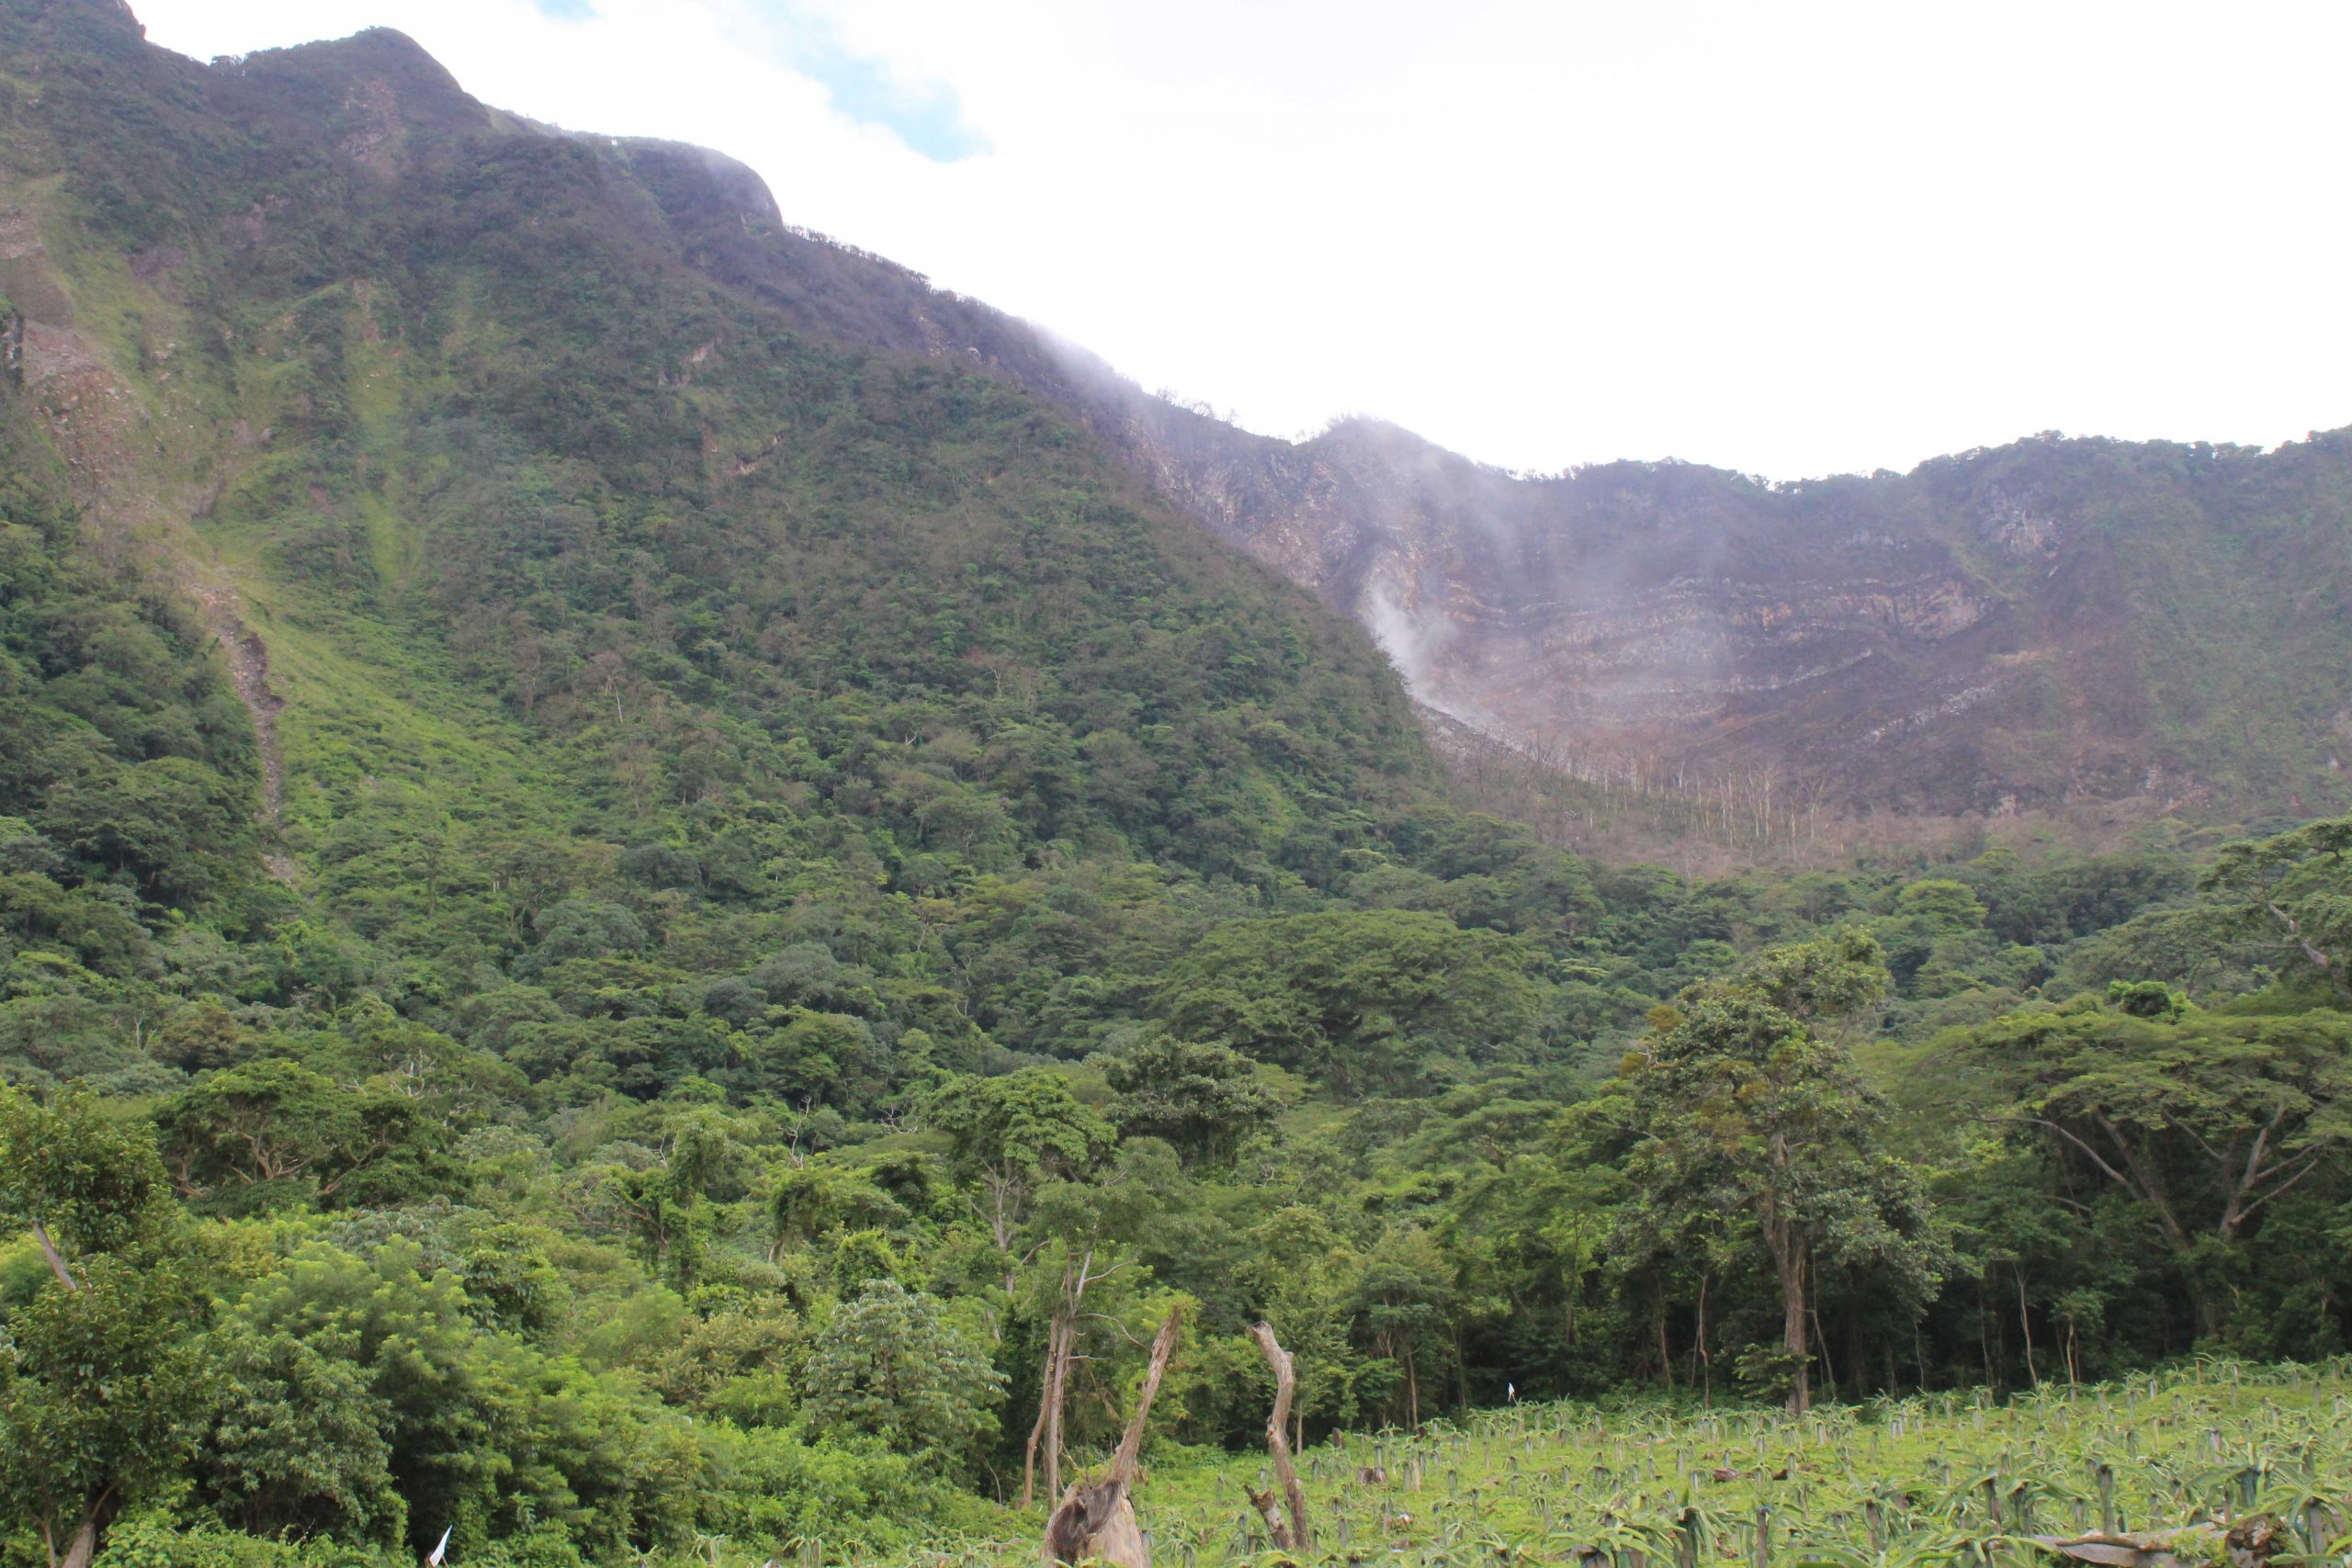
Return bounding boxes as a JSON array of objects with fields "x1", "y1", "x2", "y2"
[
  {"x1": 887, "y1": 1360, "x2": 2352, "y2": 1568},
  {"x1": 0, "y1": 5, "x2": 2346, "y2": 1567}
]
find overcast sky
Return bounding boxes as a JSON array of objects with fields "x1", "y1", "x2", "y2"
[{"x1": 135, "y1": 0, "x2": 2352, "y2": 479}]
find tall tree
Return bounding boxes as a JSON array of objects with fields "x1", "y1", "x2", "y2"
[
  {"x1": 1156, "y1": 909, "x2": 1546, "y2": 1094},
  {"x1": 1103, "y1": 1036, "x2": 1284, "y2": 1167},
  {"x1": 2201, "y1": 813, "x2": 2352, "y2": 1001},
  {"x1": 1619, "y1": 935, "x2": 1944, "y2": 1413},
  {"x1": 926, "y1": 1069, "x2": 1112, "y2": 1303}
]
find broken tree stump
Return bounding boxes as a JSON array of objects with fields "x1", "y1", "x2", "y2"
[{"x1": 1043, "y1": 1305, "x2": 1183, "y2": 1568}]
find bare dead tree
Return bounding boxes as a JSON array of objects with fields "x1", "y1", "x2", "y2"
[
  {"x1": 1022, "y1": 1247, "x2": 1130, "y2": 1507},
  {"x1": 1243, "y1": 1322, "x2": 1311, "y2": 1553},
  {"x1": 1044, "y1": 1306, "x2": 1183, "y2": 1568},
  {"x1": 1021, "y1": 1308, "x2": 1073, "y2": 1509}
]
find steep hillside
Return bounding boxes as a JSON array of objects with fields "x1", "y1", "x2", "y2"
[
  {"x1": 0, "y1": 0, "x2": 1455, "y2": 998},
  {"x1": 568, "y1": 115, "x2": 2352, "y2": 832},
  {"x1": 1136, "y1": 418, "x2": 2352, "y2": 827}
]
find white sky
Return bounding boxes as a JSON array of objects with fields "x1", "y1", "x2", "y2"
[{"x1": 135, "y1": 0, "x2": 2352, "y2": 479}]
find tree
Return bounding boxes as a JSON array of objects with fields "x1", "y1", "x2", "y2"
[
  {"x1": 0, "y1": 1089, "x2": 203, "y2": 1568},
  {"x1": 198, "y1": 1319, "x2": 402, "y2": 1541},
  {"x1": 1619, "y1": 935, "x2": 1944, "y2": 1413},
  {"x1": 223, "y1": 1236, "x2": 692, "y2": 1556},
  {"x1": 1102, "y1": 1036, "x2": 1284, "y2": 1166},
  {"x1": 0, "y1": 1085, "x2": 163, "y2": 1290},
  {"x1": 1961, "y1": 992, "x2": 2352, "y2": 1337},
  {"x1": 2201, "y1": 813, "x2": 2352, "y2": 1001},
  {"x1": 925, "y1": 1069, "x2": 1112, "y2": 1300},
  {"x1": 1156, "y1": 909, "x2": 1546, "y2": 1094},
  {"x1": 768, "y1": 1162, "x2": 910, "y2": 1259},
  {"x1": 802, "y1": 1280, "x2": 1005, "y2": 1482},
  {"x1": 155, "y1": 1058, "x2": 448, "y2": 1210},
  {"x1": 1351, "y1": 1224, "x2": 1458, "y2": 1427},
  {"x1": 1237, "y1": 1205, "x2": 1371, "y2": 1438}
]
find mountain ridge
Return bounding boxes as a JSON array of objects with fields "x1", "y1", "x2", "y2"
[
  {"x1": 9, "y1": 0, "x2": 2349, "y2": 854},
  {"x1": 547, "y1": 106, "x2": 2352, "y2": 832}
]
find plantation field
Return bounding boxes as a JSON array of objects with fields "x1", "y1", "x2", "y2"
[{"x1": 862, "y1": 1362, "x2": 2352, "y2": 1568}]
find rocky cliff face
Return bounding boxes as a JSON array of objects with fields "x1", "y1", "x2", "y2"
[
  {"x1": 1070, "y1": 405, "x2": 2352, "y2": 824},
  {"x1": 972, "y1": 361, "x2": 2337, "y2": 821}
]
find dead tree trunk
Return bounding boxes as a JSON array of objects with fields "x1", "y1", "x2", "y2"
[
  {"x1": 1244, "y1": 1322, "x2": 1311, "y2": 1553},
  {"x1": 1044, "y1": 1306, "x2": 1182, "y2": 1568},
  {"x1": 1021, "y1": 1309, "x2": 1071, "y2": 1508},
  {"x1": 1024, "y1": 1248, "x2": 1118, "y2": 1508}
]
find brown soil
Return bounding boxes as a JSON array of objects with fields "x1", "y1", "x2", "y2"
[{"x1": 190, "y1": 582, "x2": 297, "y2": 883}]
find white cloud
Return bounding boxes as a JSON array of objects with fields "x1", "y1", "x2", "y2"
[{"x1": 132, "y1": 0, "x2": 2352, "y2": 479}]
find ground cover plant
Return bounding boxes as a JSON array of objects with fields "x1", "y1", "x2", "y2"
[{"x1": 861, "y1": 1360, "x2": 2352, "y2": 1568}]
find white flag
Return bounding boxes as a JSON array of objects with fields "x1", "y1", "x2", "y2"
[{"x1": 426, "y1": 1527, "x2": 452, "y2": 1567}]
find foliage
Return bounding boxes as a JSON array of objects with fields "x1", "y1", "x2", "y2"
[
  {"x1": 1157, "y1": 909, "x2": 1546, "y2": 1092},
  {"x1": 1102, "y1": 1037, "x2": 1285, "y2": 1166},
  {"x1": 0, "y1": 9, "x2": 2346, "y2": 1566},
  {"x1": 801, "y1": 1280, "x2": 1007, "y2": 1482},
  {"x1": 1960, "y1": 991, "x2": 2352, "y2": 1336},
  {"x1": 1619, "y1": 937, "x2": 1947, "y2": 1413}
]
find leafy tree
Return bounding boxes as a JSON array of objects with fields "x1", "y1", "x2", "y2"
[
  {"x1": 2, "y1": 1257, "x2": 208, "y2": 1568},
  {"x1": 1157, "y1": 909, "x2": 1546, "y2": 1093},
  {"x1": 1619, "y1": 936, "x2": 1945, "y2": 1413},
  {"x1": 0, "y1": 1090, "x2": 203, "y2": 1568},
  {"x1": 224, "y1": 1237, "x2": 695, "y2": 1555},
  {"x1": 569, "y1": 1111, "x2": 752, "y2": 1294},
  {"x1": 642, "y1": 1304, "x2": 800, "y2": 1425},
  {"x1": 768, "y1": 1162, "x2": 910, "y2": 1255},
  {"x1": 925, "y1": 1069, "x2": 1112, "y2": 1296},
  {"x1": 0, "y1": 1086, "x2": 166, "y2": 1288},
  {"x1": 801, "y1": 1280, "x2": 1005, "y2": 1481},
  {"x1": 198, "y1": 1319, "x2": 402, "y2": 1541},
  {"x1": 155, "y1": 1060, "x2": 449, "y2": 1211},
  {"x1": 1960, "y1": 992, "x2": 2352, "y2": 1337},
  {"x1": 1102, "y1": 1037, "x2": 1284, "y2": 1165},
  {"x1": 2202, "y1": 813, "x2": 2352, "y2": 1000},
  {"x1": 1350, "y1": 1224, "x2": 1459, "y2": 1427},
  {"x1": 1235, "y1": 1205, "x2": 1373, "y2": 1438}
]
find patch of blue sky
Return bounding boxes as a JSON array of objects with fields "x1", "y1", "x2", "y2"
[
  {"x1": 802, "y1": 42, "x2": 984, "y2": 162},
  {"x1": 746, "y1": 0, "x2": 988, "y2": 162}
]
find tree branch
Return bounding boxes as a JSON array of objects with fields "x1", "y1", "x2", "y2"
[
  {"x1": 2233, "y1": 1146, "x2": 2328, "y2": 1224},
  {"x1": 1109, "y1": 1305, "x2": 1182, "y2": 1489},
  {"x1": 29, "y1": 1220, "x2": 77, "y2": 1292}
]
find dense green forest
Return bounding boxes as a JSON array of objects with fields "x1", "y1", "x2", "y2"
[{"x1": 1, "y1": 4, "x2": 2349, "y2": 1566}]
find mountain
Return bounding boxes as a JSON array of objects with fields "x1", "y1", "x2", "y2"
[
  {"x1": 0, "y1": 2, "x2": 1424, "y2": 856},
  {"x1": 536, "y1": 100, "x2": 2352, "y2": 834},
  {"x1": 5, "y1": 0, "x2": 1617, "y2": 1081},
  {"x1": 942, "y1": 352, "x2": 2352, "y2": 834},
  {"x1": 6, "y1": 7, "x2": 2352, "y2": 1565},
  {"x1": 1096, "y1": 415, "x2": 2352, "y2": 828}
]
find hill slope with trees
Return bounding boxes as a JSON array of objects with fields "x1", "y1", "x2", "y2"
[{"x1": 0, "y1": 5, "x2": 2348, "y2": 1566}]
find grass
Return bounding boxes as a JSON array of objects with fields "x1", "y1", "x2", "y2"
[{"x1": 711, "y1": 1360, "x2": 2352, "y2": 1568}]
